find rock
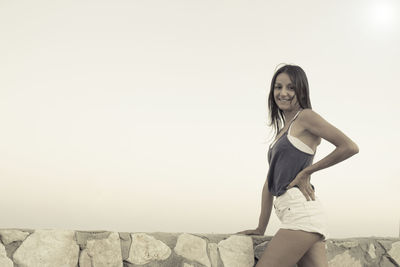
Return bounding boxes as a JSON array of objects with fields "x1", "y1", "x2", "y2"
[
  {"x1": 79, "y1": 249, "x2": 92, "y2": 267},
  {"x1": 0, "y1": 243, "x2": 13, "y2": 267},
  {"x1": 127, "y1": 233, "x2": 171, "y2": 265},
  {"x1": 149, "y1": 232, "x2": 179, "y2": 248},
  {"x1": 13, "y1": 229, "x2": 79, "y2": 267},
  {"x1": 118, "y1": 232, "x2": 131, "y2": 260},
  {"x1": 335, "y1": 240, "x2": 359, "y2": 248},
  {"x1": 325, "y1": 239, "x2": 346, "y2": 259},
  {"x1": 368, "y1": 243, "x2": 377, "y2": 259},
  {"x1": 174, "y1": 233, "x2": 211, "y2": 267},
  {"x1": 208, "y1": 243, "x2": 220, "y2": 267},
  {"x1": 379, "y1": 240, "x2": 394, "y2": 251},
  {"x1": 328, "y1": 250, "x2": 362, "y2": 267},
  {"x1": 254, "y1": 241, "x2": 268, "y2": 260},
  {"x1": 79, "y1": 232, "x2": 122, "y2": 267},
  {"x1": 379, "y1": 256, "x2": 396, "y2": 267},
  {"x1": 388, "y1": 241, "x2": 400, "y2": 265},
  {"x1": 75, "y1": 230, "x2": 112, "y2": 248},
  {"x1": 183, "y1": 263, "x2": 194, "y2": 267},
  {"x1": 218, "y1": 235, "x2": 254, "y2": 267},
  {"x1": 0, "y1": 229, "x2": 30, "y2": 245}
]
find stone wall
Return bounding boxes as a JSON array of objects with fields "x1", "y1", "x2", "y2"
[{"x1": 0, "y1": 229, "x2": 399, "y2": 267}]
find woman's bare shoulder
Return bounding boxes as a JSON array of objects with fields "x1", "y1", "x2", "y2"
[
  {"x1": 297, "y1": 108, "x2": 357, "y2": 149},
  {"x1": 297, "y1": 108, "x2": 333, "y2": 136},
  {"x1": 298, "y1": 108, "x2": 324, "y2": 124}
]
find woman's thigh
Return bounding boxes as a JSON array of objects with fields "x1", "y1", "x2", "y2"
[
  {"x1": 256, "y1": 229, "x2": 322, "y2": 267},
  {"x1": 297, "y1": 240, "x2": 328, "y2": 267}
]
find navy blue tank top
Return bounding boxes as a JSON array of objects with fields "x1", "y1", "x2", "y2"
[{"x1": 267, "y1": 110, "x2": 315, "y2": 196}]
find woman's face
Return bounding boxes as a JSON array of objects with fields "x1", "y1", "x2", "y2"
[{"x1": 273, "y1": 72, "x2": 300, "y2": 112}]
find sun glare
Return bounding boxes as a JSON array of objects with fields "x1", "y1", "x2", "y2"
[{"x1": 368, "y1": 1, "x2": 398, "y2": 30}]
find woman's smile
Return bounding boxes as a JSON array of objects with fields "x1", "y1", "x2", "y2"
[{"x1": 277, "y1": 97, "x2": 293, "y2": 104}]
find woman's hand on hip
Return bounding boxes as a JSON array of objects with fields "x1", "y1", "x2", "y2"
[{"x1": 286, "y1": 170, "x2": 315, "y2": 201}]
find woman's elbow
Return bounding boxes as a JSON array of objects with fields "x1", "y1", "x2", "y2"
[{"x1": 347, "y1": 141, "x2": 359, "y2": 155}]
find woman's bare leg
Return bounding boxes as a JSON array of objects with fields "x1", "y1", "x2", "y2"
[
  {"x1": 256, "y1": 229, "x2": 322, "y2": 267},
  {"x1": 297, "y1": 240, "x2": 328, "y2": 267}
]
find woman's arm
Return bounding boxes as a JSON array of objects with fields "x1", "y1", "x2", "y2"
[
  {"x1": 287, "y1": 109, "x2": 359, "y2": 200},
  {"x1": 237, "y1": 179, "x2": 274, "y2": 235},
  {"x1": 256, "y1": 180, "x2": 274, "y2": 233}
]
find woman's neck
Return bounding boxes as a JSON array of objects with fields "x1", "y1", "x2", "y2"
[{"x1": 283, "y1": 108, "x2": 302, "y2": 125}]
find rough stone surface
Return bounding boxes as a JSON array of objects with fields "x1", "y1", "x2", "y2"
[
  {"x1": 0, "y1": 243, "x2": 13, "y2": 267},
  {"x1": 13, "y1": 229, "x2": 79, "y2": 267},
  {"x1": 148, "y1": 232, "x2": 179, "y2": 250},
  {"x1": 79, "y1": 249, "x2": 92, "y2": 267},
  {"x1": 335, "y1": 240, "x2": 359, "y2": 248},
  {"x1": 0, "y1": 229, "x2": 30, "y2": 245},
  {"x1": 388, "y1": 241, "x2": 400, "y2": 265},
  {"x1": 75, "y1": 230, "x2": 112, "y2": 248},
  {"x1": 379, "y1": 240, "x2": 394, "y2": 251},
  {"x1": 325, "y1": 239, "x2": 346, "y2": 260},
  {"x1": 2, "y1": 240, "x2": 22, "y2": 261},
  {"x1": 368, "y1": 243, "x2": 377, "y2": 259},
  {"x1": 208, "y1": 243, "x2": 220, "y2": 267},
  {"x1": 218, "y1": 235, "x2": 254, "y2": 267},
  {"x1": 328, "y1": 250, "x2": 362, "y2": 267},
  {"x1": 379, "y1": 256, "x2": 396, "y2": 267},
  {"x1": 79, "y1": 232, "x2": 122, "y2": 267},
  {"x1": 1, "y1": 228, "x2": 400, "y2": 267},
  {"x1": 127, "y1": 233, "x2": 171, "y2": 265},
  {"x1": 174, "y1": 233, "x2": 211, "y2": 267},
  {"x1": 254, "y1": 241, "x2": 268, "y2": 260},
  {"x1": 118, "y1": 232, "x2": 131, "y2": 260}
]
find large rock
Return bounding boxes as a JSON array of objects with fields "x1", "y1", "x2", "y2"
[
  {"x1": 127, "y1": 233, "x2": 171, "y2": 265},
  {"x1": 79, "y1": 232, "x2": 122, "y2": 267},
  {"x1": 0, "y1": 229, "x2": 30, "y2": 245},
  {"x1": 388, "y1": 241, "x2": 400, "y2": 265},
  {"x1": 328, "y1": 250, "x2": 362, "y2": 267},
  {"x1": 218, "y1": 235, "x2": 254, "y2": 267},
  {"x1": 0, "y1": 243, "x2": 13, "y2": 267},
  {"x1": 174, "y1": 233, "x2": 211, "y2": 267},
  {"x1": 13, "y1": 229, "x2": 79, "y2": 267}
]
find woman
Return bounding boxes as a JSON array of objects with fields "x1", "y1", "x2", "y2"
[{"x1": 238, "y1": 64, "x2": 359, "y2": 267}]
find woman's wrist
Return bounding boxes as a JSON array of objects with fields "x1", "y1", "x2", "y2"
[
  {"x1": 256, "y1": 226, "x2": 266, "y2": 234},
  {"x1": 302, "y1": 167, "x2": 313, "y2": 176}
]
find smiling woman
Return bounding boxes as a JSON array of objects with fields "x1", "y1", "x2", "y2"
[{"x1": 238, "y1": 64, "x2": 359, "y2": 267}]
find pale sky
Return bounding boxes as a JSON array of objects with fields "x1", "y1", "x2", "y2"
[{"x1": 0, "y1": 0, "x2": 399, "y2": 238}]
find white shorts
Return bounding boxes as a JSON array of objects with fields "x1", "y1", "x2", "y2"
[{"x1": 274, "y1": 187, "x2": 329, "y2": 240}]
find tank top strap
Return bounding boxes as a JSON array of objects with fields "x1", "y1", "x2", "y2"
[{"x1": 288, "y1": 109, "x2": 303, "y2": 134}]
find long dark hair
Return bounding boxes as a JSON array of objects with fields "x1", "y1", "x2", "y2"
[{"x1": 268, "y1": 64, "x2": 312, "y2": 136}]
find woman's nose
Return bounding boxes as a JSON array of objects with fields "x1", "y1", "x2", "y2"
[{"x1": 280, "y1": 88, "x2": 289, "y2": 96}]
